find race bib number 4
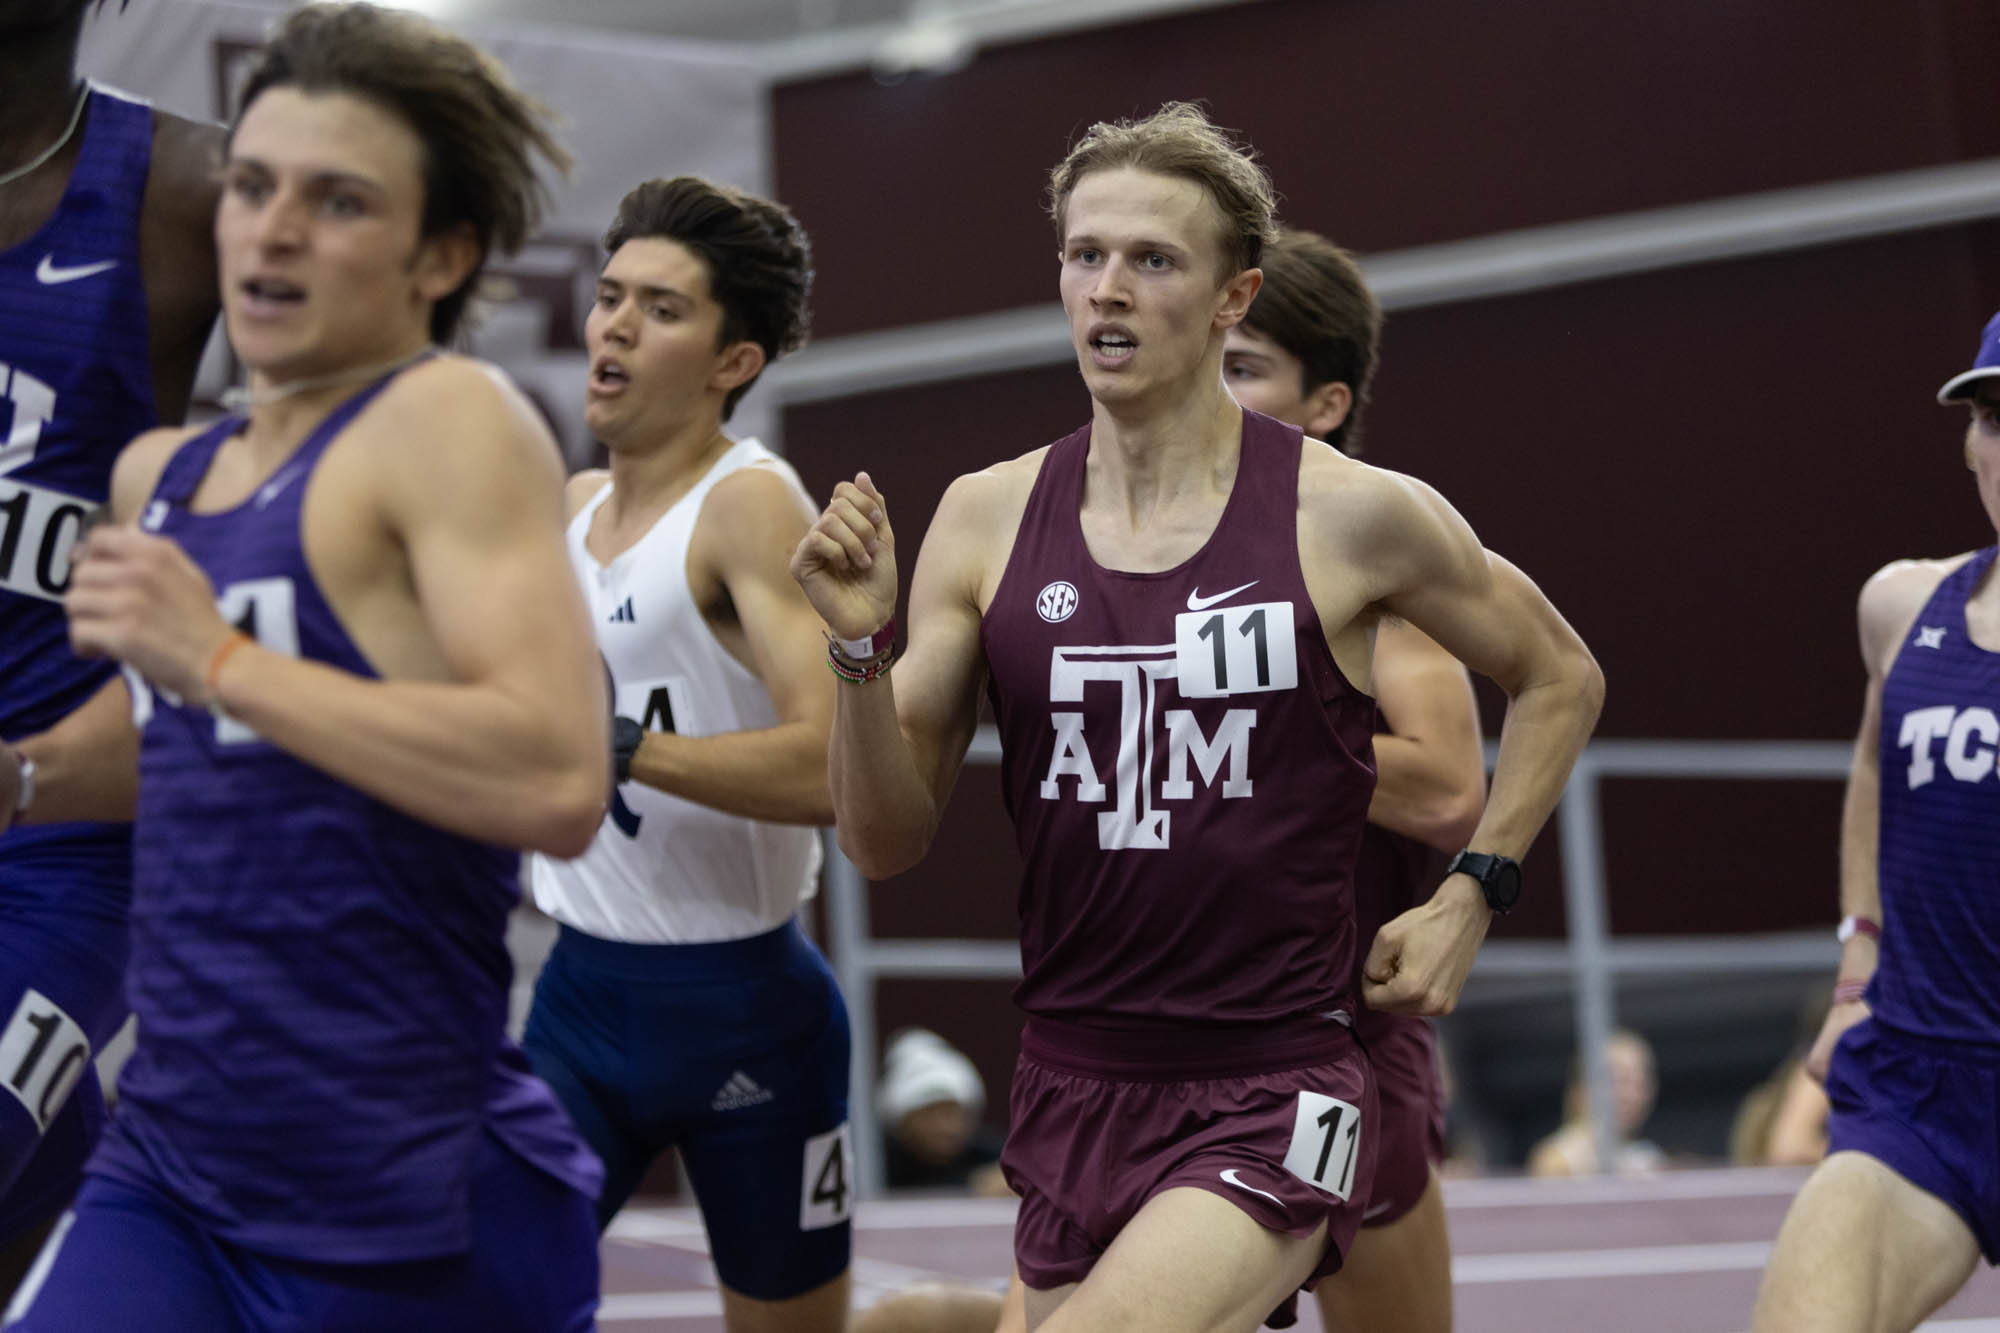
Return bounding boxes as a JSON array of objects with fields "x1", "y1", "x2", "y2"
[
  {"x1": 1282, "y1": 1090, "x2": 1363, "y2": 1201},
  {"x1": 1174, "y1": 602, "x2": 1297, "y2": 698},
  {"x1": 0, "y1": 476, "x2": 94, "y2": 603},
  {"x1": 799, "y1": 1122, "x2": 855, "y2": 1232}
]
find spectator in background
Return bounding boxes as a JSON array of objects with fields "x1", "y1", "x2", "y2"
[
  {"x1": 1731, "y1": 985, "x2": 1833, "y2": 1167},
  {"x1": 880, "y1": 1029, "x2": 1008, "y2": 1197},
  {"x1": 1527, "y1": 1029, "x2": 1665, "y2": 1177}
]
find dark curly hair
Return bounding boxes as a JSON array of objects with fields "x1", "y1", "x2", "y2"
[
  {"x1": 604, "y1": 176, "x2": 814, "y2": 420},
  {"x1": 232, "y1": 2, "x2": 569, "y2": 345}
]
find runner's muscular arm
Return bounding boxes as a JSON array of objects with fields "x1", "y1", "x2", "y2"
[
  {"x1": 7, "y1": 429, "x2": 191, "y2": 828},
  {"x1": 623, "y1": 468, "x2": 836, "y2": 824},
  {"x1": 1332, "y1": 474, "x2": 1603, "y2": 1014},
  {"x1": 65, "y1": 366, "x2": 610, "y2": 855},
  {"x1": 792, "y1": 470, "x2": 994, "y2": 879},
  {"x1": 1368, "y1": 618, "x2": 1486, "y2": 851},
  {"x1": 1805, "y1": 558, "x2": 1951, "y2": 1079}
]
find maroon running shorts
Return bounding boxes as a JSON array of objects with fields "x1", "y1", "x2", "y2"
[
  {"x1": 1351, "y1": 1007, "x2": 1446, "y2": 1228},
  {"x1": 1000, "y1": 1020, "x2": 1378, "y2": 1320}
]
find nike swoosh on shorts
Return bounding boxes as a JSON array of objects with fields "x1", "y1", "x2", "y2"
[{"x1": 1219, "y1": 1168, "x2": 1287, "y2": 1208}]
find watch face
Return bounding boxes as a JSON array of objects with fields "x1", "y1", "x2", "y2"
[{"x1": 1487, "y1": 861, "x2": 1523, "y2": 911}]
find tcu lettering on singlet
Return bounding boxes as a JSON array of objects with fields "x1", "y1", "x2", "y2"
[
  {"x1": 1900, "y1": 705, "x2": 2000, "y2": 787},
  {"x1": 127, "y1": 577, "x2": 300, "y2": 744},
  {"x1": 1039, "y1": 600, "x2": 1297, "y2": 850},
  {"x1": 0, "y1": 366, "x2": 92, "y2": 603}
]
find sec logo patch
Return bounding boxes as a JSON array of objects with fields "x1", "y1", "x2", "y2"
[{"x1": 1037, "y1": 580, "x2": 1079, "y2": 623}]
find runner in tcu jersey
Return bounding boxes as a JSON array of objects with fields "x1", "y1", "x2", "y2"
[
  {"x1": 0, "y1": 6, "x2": 606, "y2": 1328},
  {"x1": 0, "y1": 0, "x2": 220, "y2": 1287},
  {"x1": 792, "y1": 103, "x2": 1602, "y2": 1333},
  {"x1": 1752, "y1": 312, "x2": 2000, "y2": 1333},
  {"x1": 524, "y1": 176, "x2": 854, "y2": 1333},
  {"x1": 1225, "y1": 227, "x2": 1483, "y2": 1333}
]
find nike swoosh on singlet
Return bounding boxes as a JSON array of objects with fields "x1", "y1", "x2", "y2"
[
  {"x1": 1186, "y1": 580, "x2": 1259, "y2": 612},
  {"x1": 36, "y1": 255, "x2": 118, "y2": 285},
  {"x1": 1218, "y1": 1168, "x2": 1286, "y2": 1208}
]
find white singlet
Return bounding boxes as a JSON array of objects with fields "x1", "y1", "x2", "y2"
[{"x1": 531, "y1": 438, "x2": 823, "y2": 943}]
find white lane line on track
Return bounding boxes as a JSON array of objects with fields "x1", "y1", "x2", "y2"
[
  {"x1": 599, "y1": 1291, "x2": 723, "y2": 1319},
  {"x1": 1443, "y1": 1166, "x2": 1811, "y2": 1209},
  {"x1": 609, "y1": 1170, "x2": 1810, "y2": 1237},
  {"x1": 1454, "y1": 1240, "x2": 1771, "y2": 1284}
]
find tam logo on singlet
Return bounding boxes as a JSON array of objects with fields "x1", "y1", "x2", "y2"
[
  {"x1": 1899, "y1": 705, "x2": 2000, "y2": 787},
  {"x1": 1038, "y1": 602, "x2": 1297, "y2": 850}
]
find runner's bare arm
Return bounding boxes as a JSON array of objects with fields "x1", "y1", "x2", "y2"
[
  {"x1": 65, "y1": 364, "x2": 610, "y2": 855},
  {"x1": 1367, "y1": 619, "x2": 1485, "y2": 850},
  {"x1": 793, "y1": 470, "x2": 995, "y2": 878},
  {"x1": 625, "y1": 468, "x2": 837, "y2": 824},
  {"x1": 12, "y1": 428, "x2": 195, "y2": 826},
  {"x1": 1330, "y1": 474, "x2": 1602, "y2": 1014},
  {"x1": 1806, "y1": 557, "x2": 1956, "y2": 1078}
]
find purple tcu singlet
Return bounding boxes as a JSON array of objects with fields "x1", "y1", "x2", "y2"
[
  {"x1": 1870, "y1": 546, "x2": 2000, "y2": 1044},
  {"x1": 0, "y1": 86, "x2": 156, "y2": 896},
  {"x1": 89, "y1": 368, "x2": 601, "y2": 1264},
  {"x1": 982, "y1": 409, "x2": 1377, "y2": 1038}
]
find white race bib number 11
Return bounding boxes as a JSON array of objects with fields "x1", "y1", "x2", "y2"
[
  {"x1": 1282, "y1": 1090, "x2": 1363, "y2": 1201},
  {"x1": 1174, "y1": 602, "x2": 1298, "y2": 698}
]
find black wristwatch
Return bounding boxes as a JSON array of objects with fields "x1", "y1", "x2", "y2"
[
  {"x1": 611, "y1": 716, "x2": 644, "y2": 785},
  {"x1": 1447, "y1": 849, "x2": 1522, "y2": 914}
]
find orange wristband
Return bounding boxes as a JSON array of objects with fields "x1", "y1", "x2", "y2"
[{"x1": 205, "y1": 632, "x2": 252, "y2": 700}]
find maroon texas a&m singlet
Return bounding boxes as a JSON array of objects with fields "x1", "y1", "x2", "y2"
[{"x1": 982, "y1": 409, "x2": 1377, "y2": 1052}]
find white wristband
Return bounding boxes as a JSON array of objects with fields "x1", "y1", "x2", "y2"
[
  {"x1": 832, "y1": 619, "x2": 896, "y2": 661},
  {"x1": 11, "y1": 754, "x2": 32, "y2": 818}
]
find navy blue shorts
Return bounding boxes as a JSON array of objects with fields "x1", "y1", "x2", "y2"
[
  {"x1": 0, "y1": 1132, "x2": 598, "y2": 1331},
  {"x1": 0, "y1": 890, "x2": 130, "y2": 1246},
  {"x1": 1826, "y1": 1017, "x2": 2000, "y2": 1263},
  {"x1": 522, "y1": 918, "x2": 852, "y2": 1301}
]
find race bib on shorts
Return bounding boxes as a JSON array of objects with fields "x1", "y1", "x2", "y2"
[{"x1": 1282, "y1": 1090, "x2": 1363, "y2": 1201}]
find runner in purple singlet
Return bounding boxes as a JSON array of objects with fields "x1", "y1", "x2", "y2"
[
  {"x1": 0, "y1": 6, "x2": 607, "y2": 1329},
  {"x1": 1753, "y1": 314, "x2": 2000, "y2": 1333},
  {"x1": 0, "y1": 0, "x2": 220, "y2": 1290}
]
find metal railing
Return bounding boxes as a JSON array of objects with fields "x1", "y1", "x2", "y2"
[{"x1": 824, "y1": 734, "x2": 1854, "y2": 1194}]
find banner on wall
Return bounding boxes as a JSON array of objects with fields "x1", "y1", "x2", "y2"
[{"x1": 79, "y1": 0, "x2": 775, "y2": 461}]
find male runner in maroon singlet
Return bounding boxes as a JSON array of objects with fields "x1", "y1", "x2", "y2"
[
  {"x1": 793, "y1": 103, "x2": 1601, "y2": 1333},
  {"x1": 1226, "y1": 227, "x2": 1482, "y2": 1333}
]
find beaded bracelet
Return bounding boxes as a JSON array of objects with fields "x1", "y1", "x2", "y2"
[{"x1": 825, "y1": 635, "x2": 897, "y2": 684}]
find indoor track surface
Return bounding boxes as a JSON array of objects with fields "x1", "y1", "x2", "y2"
[{"x1": 600, "y1": 1166, "x2": 2000, "y2": 1331}]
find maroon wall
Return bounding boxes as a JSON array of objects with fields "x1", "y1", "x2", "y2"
[{"x1": 768, "y1": 0, "x2": 2000, "y2": 1139}]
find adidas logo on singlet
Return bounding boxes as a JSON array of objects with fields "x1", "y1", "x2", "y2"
[
  {"x1": 608, "y1": 597, "x2": 636, "y2": 624},
  {"x1": 711, "y1": 1070, "x2": 775, "y2": 1111}
]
